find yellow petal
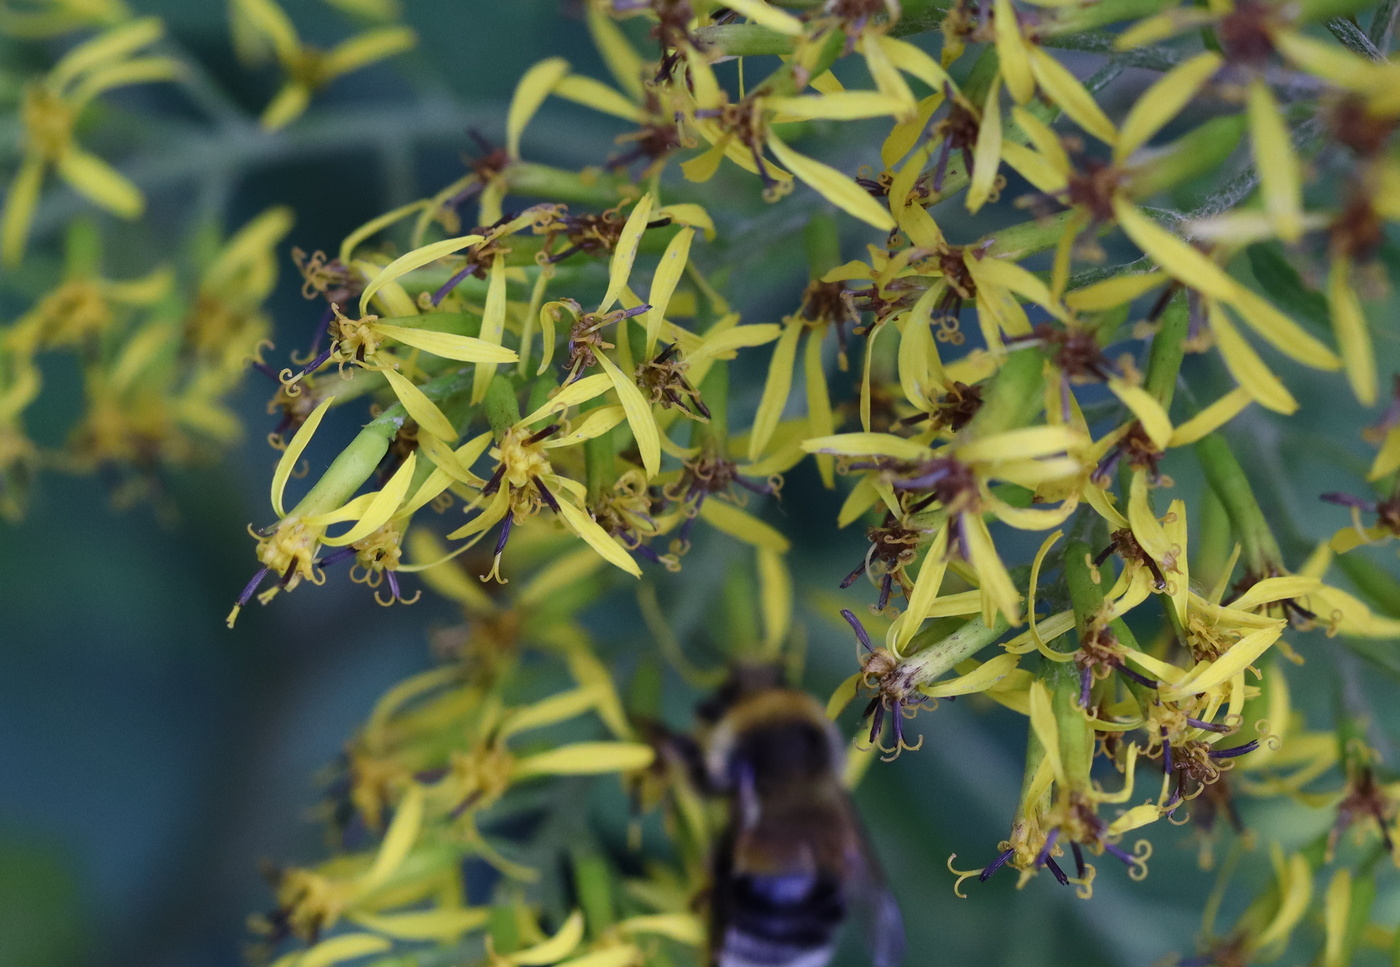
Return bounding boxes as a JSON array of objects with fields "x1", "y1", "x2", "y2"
[
  {"x1": 360, "y1": 782, "x2": 424, "y2": 891},
  {"x1": 994, "y1": 0, "x2": 1035, "y2": 103},
  {"x1": 57, "y1": 148, "x2": 142, "y2": 218},
  {"x1": 272, "y1": 395, "x2": 335, "y2": 517},
  {"x1": 895, "y1": 523, "x2": 950, "y2": 652},
  {"x1": 876, "y1": 34, "x2": 955, "y2": 93},
  {"x1": 513, "y1": 742, "x2": 656, "y2": 779},
  {"x1": 522, "y1": 373, "x2": 613, "y2": 424},
  {"x1": 320, "y1": 452, "x2": 416, "y2": 547},
  {"x1": 924, "y1": 653, "x2": 1020, "y2": 697},
  {"x1": 802, "y1": 432, "x2": 929, "y2": 460},
  {"x1": 1028, "y1": 47, "x2": 1116, "y2": 145},
  {"x1": 553, "y1": 73, "x2": 643, "y2": 120},
  {"x1": 511, "y1": 911, "x2": 586, "y2": 966},
  {"x1": 349, "y1": 908, "x2": 490, "y2": 942},
  {"x1": 508, "y1": 57, "x2": 570, "y2": 159},
  {"x1": 472, "y1": 252, "x2": 510, "y2": 404},
  {"x1": 1329, "y1": 256, "x2": 1377, "y2": 406},
  {"x1": 645, "y1": 227, "x2": 694, "y2": 356},
  {"x1": 321, "y1": 25, "x2": 415, "y2": 78},
  {"x1": 699, "y1": 499, "x2": 791, "y2": 552},
  {"x1": 260, "y1": 81, "x2": 311, "y2": 130},
  {"x1": 1168, "y1": 387, "x2": 1251, "y2": 446},
  {"x1": 600, "y1": 193, "x2": 654, "y2": 313},
  {"x1": 554, "y1": 493, "x2": 643, "y2": 576},
  {"x1": 0, "y1": 156, "x2": 45, "y2": 268},
  {"x1": 1114, "y1": 52, "x2": 1222, "y2": 162},
  {"x1": 50, "y1": 15, "x2": 164, "y2": 90},
  {"x1": 768, "y1": 91, "x2": 906, "y2": 121},
  {"x1": 297, "y1": 934, "x2": 393, "y2": 967},
  {"x1": 382, "y1": 368, "x2": 457, "y2": 441},
  {"x1": 964, "y1": 513, "x2": 1021, "y2": 625},
  {"x1": 1206, "y1": 300, "x2": 1297, "y2": 414},
  {"x1": 374, "y1": 324, "x2": 518, "y2": 363},
  {"x1": 1248, "y1": 79, "x2": 1302, "y2": 242},
  {"x1": 595, "y1": 352, "x2": 659, "y2": 477},
  {"x1": 766, "y1": 134, "x2": 896, "y2": 232},
  {"x1": 1108, "y1": 379, "x2": 1172, "y2": 449},
  {"x1": 749, "y1": 322, "x2": 803, "y2": 462},
  {"x1": 721, "y1": 0, "x2": 805, "y2": 33},
  {"x1": 359, "y1": 234, "x2": 484, "y2": 316},
  {"x1": 1161, "y1": 625, "x2": 1282, "y2": 700},
  {"x1": 1064, "y1": 271, "x2": 1167, "y2": 312},
  {"x1": 966, "y1": 77, "x2": 1003, "y2": 214},
  {"x1": 1027, "y1": 680, "x2": 1065, "y2": 783}
]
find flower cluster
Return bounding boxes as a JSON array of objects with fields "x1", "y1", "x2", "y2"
[{"x1": 9, "y1": 0, "x2": 1400, "y2": 964}]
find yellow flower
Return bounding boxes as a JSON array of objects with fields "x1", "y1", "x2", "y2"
[
  {"x1": 1, "y1": 16, "x2": 181, "y2": 266},
  {"x1": 228, "y1": 0, "x2": 415, "y2": 129}
]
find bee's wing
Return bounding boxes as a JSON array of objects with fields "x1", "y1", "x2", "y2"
[{"x1": 845, "y1": 805, "x2": 905, "y2": 967}]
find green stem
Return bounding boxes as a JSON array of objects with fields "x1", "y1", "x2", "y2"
[
  {"x1": 900, "y1": 614, "x2": 1010, "y2": 691},
  {"x1": 288, "y1": 369, "x2": 475, "y2": 518},
  {"x1": 1194, "y1": 433, "x2": 1283, "y2": 575},
  {"x1": 1142, "y1": 291, "x2": 1188, "y2": 409},
  {"x1": 965, "y1": 346, "x2": 1046, "y2": 438}
]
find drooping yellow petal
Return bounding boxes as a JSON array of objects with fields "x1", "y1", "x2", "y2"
[
  {"x1": 320, "y1": 452, "x2": 416, "y2": 547},
  {"x1": 553, "y1": 493, "x2": 643, "y2": 577},
  {"x1": 721, "y1": 0, "x2": 805, "y2": 33},
  {"x1": 360, "y1": 782, "x2": 424, "y2": 891},
  {"x1": 374, "y1": 324, "x2": 517, "y2": 364},
  {"x1": 507, "y1": 57, "x2": 570, "y2": 159},
  {"x1": 966, "y1": 77, "x2": 1003, "y2": 214},
  {"x1": 513, "y1": 742, "x2": 656, "y2": 779},
  {"x1": 994, "y1": 0, "x2": 1035, "y2": 103},
  {"x1": 383, "y1": 368, "x2": 457, "y2": 441},
  {"x1": 1168, "y1": 388, "x2": 1251, "y2": 446},
  {"x1": 554, "y1": 73, "x2": 644, "y2": 121},
  {"x1": 321, "y1": 25, "x2": 416, "y2": 78},
  {"x1": 1064, "y1": 271, "x2": 1167, "y2": 312},
  {"x1": 964, "y1": 513, "x2": 1021, "y2": 625},
  {"x1": 595, "y1": 352, "x2": 660, "y2": 477},
  {"x1": 644, "y1": 227, "x2": 693, "y2": 356},
  {"x1": 297, "y1": 934, "x2": 393, "y2": 967},
  {"x1": 1027, "y1": 47, "x2": 1116, "y2": 145},
  {"x1": 757, "y1": 546, "x2": 793, "y2": 658},
  {"x1": 510, "y1": 911, "x2": 586, "y2": 967},
  {"x1": 1328, "y1": 256, "x2": 1377, "y2": 406},
  {"x1": 1161, "y1": 625, "x2": 1282, "y2": 700},
  {"x1": 472, "y1": 252, "x2": 510, "y2": 403},
  {"x1": 57, "y1": 148, "x2": 143, "y2": 218},
  {"x1": 272, "y1": 395, "x2": 335, "y2": 517},
  {"x1": 924, "y1": 653, "x2": 1020, "y2": 698},
  {"x1": 766, "y1": 133, "x2": 896, "y2": 232},
  {"x1": 894, "y1": 523, "x2": 950, "y2": 653},
  {"x1": 1108, "y1": 379, "x2": 1172, "y2": 449},
  {"x1": 749, "y1": 322, "x2": 803, "y2": 462},
  {"x1": 349, "y1": 908, "x2": 490, "y2": 943},
  {"x1": 359, "y1": 235, "x2": 483, "y2": 315},
  {"x1": 1206, "y1": 300, "x2": 1298, "y2": 414},
  {"x1": 1027, "y1": 680, "x2": 1065, "y2": 783},
  {"x1": 600, "y1": 193, "x2": 654, "y2": 313},
  {"x1": 802, "y1": 432, "x2": 929, "y2": 460},
  {"x1": 700, "y1": 499, "x2": 791, "y2": 552},
  {"x1": 1114, "y1": 52, "x2": 1222, "y2": 162},
  {"x1": 0, "y1": 156, "x2": 45, "y2": 268},
  {"x1": 1247, "y1": 78, "x2": 1302, "y2": 242}
]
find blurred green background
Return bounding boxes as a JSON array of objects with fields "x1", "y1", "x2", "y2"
[{"x1": 5, "y1": 2, "x2": 1400, "y2": 966}]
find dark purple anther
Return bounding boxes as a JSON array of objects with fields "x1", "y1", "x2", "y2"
[{"x1": 979, "y1": 847, "x2": 1015, "y2": 882}]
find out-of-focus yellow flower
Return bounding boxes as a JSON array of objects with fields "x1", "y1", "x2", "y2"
[
  {"x1": 228, "y1": 0, "x2": 415, "y2": 129},
  {"x1": 0, "y1": 16, "x2": 180, "y2": 266}
]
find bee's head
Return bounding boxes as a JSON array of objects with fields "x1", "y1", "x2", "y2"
[{"x1": 695, "y1": 662, "x2": 788, "y2": 724}]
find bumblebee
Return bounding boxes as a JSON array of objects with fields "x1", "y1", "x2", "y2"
[{"x1": 697, "y1": 666, "x2": 904, "y2": 967}]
